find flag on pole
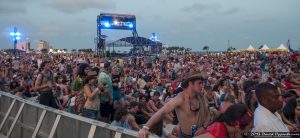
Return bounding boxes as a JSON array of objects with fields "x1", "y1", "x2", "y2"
[{"x1": 287, "y1": 39, "x2": 294, "y2": 52}]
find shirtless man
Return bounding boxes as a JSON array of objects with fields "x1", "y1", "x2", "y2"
[{"x1": 138, "y1": 72, "x2": 210, "y2": 138}]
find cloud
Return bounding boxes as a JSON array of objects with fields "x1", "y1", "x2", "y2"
[
  {"x1": 0, "y1": 0, "x2": 27, "y2": 14},
  {"x1": 43, "y1": 0, "x2": 116, "y2": 14},
  {"x1": 181, "y1": 3, "x2": 220, "y2": 13},
  {"x1": 221, "y1": 7, "x2": 241, "y2": 16},
  {"x1": 181, "y1": 3, "x2": 241, "y2": 17}
]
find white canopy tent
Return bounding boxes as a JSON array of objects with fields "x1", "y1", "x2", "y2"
[
  {"x1": 246, "y1": 45, "x2": 255, "y2": 50},
  {"x1": 276, "y1": 44, "x2": 288, "y2": 52},
  {"x1": 277, "y1": 44, "x2": 287, "y2": 50},
  {"x1": 260, "y1": 44, "x2": 270, "y2": 50}
]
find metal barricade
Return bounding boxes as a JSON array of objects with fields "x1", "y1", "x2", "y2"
[{"x1": 0, "y1": 91, "x2": 158, "y2": 138}]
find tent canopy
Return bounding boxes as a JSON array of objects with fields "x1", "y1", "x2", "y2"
[
  {"x1": 261, "y1": 44, "x2": 270, "y2": 50},
  {"x1": 275, "y1": 43, "x2": 288, "y2": 52},
  {"x1": 246, "y1": 45, "x2": 255, "y2": 50},
  {"x1": 277, "y1": 44, "x2": 287, "y2": 50}
]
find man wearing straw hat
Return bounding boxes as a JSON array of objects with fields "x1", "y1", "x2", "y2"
[{"x1": 138, "y1": 71, "x2": 210, "y2": 138}]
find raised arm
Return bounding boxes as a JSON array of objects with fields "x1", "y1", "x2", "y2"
[{"x1": 83, "y1": 85, "x2": 99, "y2": 99}]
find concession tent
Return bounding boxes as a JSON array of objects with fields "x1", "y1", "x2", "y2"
[{"x1": 276, "y1": 44, "x2": 288, "y2": 52}]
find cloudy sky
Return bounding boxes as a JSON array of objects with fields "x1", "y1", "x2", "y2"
[{"x1": 0, "y1": 0, "x2": 299, "y2": 51}]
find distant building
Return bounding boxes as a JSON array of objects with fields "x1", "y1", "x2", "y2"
[{"x1": 37, "y1": 40, "x2": 50, "y2": 52}]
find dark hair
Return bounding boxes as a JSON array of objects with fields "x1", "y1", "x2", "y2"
[
  {"x1": 61, "y1": 75, "x2": 69, "y2": 84},
  {"x1": 243, "y1": 81, "x2": 258, "y2": 94},
  {"x1": 204, "y1": 85, "x2": 212, "y2": 91},
  {"x1": 283, "y1": 90, "x2": 298, "y2": 98},
  {"x1": 219, "y1": 80, "x2": 225, "y2": 87},
  {"x1": 243, "y1": 80, "x2": 258, "y2": 110},
  {"x1": 129, "y1": 102, "x2": 140, "y2": 109},
  {"x1": 181, "y1": 78, "x2": 202, "y2": 89},
  {"x1": 139, "y1": 95, "x2": 147, "y2": 101},
  {"x1": 212, "y1": 104, "x2": 248, "y2": 125},
  {"x1": 153, "y1": 91, "x2": 160, "y2": 96},
  {"x1": 40, "y1": 61, "x2": 50, "y2": 70},
  {"x1": 255, "y1": 83, "x2": 277, "y2": 103},
  {"x1": 85, "y1": 76, "x2": 96, "y2": 84},
  {"x1": 60, "y1": 59, "x2": 65, "y2": 64},
  {"x1": 77, "y1": 63, "x2": 90, "y2": 78},
  {"x1": 212, "y1": 85, "x2": 219, "y2": 92},
  {"x1": 163, "y1": 86, "x2": 172, "y2": 101},
  {"x1": 114, "y1": 107, "x2": 128, "y2": 121},
  {"x1": 232, "y1": 84, "x2": 239, "y2": 98},
  {"x1": 283, "y1": 98, "x2": 297, "y2": 123},
  {"x1": 9, "y1": 81, "x2": 20, "y2": 90},
  {"x1": 92, "y1": 67, "x2": 100, "y2": 75}
]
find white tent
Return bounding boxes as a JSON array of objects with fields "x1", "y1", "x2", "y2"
[
  {"x1": 261, "y1": 44, "x2": 270, "y2": 50},
  {"x1": 277, "y1": 44, "x2": 287, "y2": 50},
  {"x1": 246, "y1": 45, "x2": 255, "y2": 50},
  {"x1": 276, "y1": 44, "x2": 288, "y2": 52}
]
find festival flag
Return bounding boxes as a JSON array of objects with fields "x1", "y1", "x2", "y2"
[{"x1": 287, "y1": 39, "x2": 294, "y2": 52}]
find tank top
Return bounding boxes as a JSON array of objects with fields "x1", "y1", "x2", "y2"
[{"x1": 84, "y1": 85, "x2": 100, "y2": 110}]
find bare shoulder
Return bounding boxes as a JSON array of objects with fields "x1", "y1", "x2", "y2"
[
  {"x1": 127, "y1": 114, "x2": 135, "y2": 121},
  {"x1": 36, "y1": 73, "x2": 43, "y2": 80},
  {"x1": 167, "y1": 92, "x2": 185, "y2": 107}
]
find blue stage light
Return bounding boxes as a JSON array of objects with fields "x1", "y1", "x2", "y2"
[
  {"x1": 128, "y1": 23, "x2": 133, "y2": 28},
  {"x1": 104, "y1": 22, "x2": 110, "y2": 28},
  {"x1": 16, "y1": 36, "x2": 21, "y2": 40}
]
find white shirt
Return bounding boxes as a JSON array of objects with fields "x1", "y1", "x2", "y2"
[{"x1": 252, "y1": 104, "x2": 289, "y2": 132}]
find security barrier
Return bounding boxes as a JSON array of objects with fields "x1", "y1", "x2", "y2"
[{"x1": 0, "y1": 91, "x2": 157, "y2": 138}]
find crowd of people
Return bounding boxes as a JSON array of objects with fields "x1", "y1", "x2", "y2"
[{"x1": 0, "y1": 50, "x2": 300, "y2": 138}]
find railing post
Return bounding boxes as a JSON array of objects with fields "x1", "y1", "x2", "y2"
[
  {"x1": 6, "y1": 102, "x2": 25, "y2": 137},
  {"x1": 0, "y1": 99, "x2": 16, "y2": 131},
  {"x1": 49, "y1": 114, "x2": 61, "y2": 138},
  {"x1": 31, "y1": 110, "x2": 47, "y2": 138},
  {"x1": 87, "y1": 125, "x2": 97, "y2": 138}
]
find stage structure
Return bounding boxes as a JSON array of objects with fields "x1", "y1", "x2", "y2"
[
  {"x1": 107, "y1": 36, "x2": 162, "y2": 56},
  {"x1": 96, "y1": 13, "x2": 137, "y2": 56},
  {"x1": 96, "y1": 13, "x2": 162, "y2": 56}
]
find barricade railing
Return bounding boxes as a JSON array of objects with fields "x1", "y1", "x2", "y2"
[{"x1": 0, "y1": 91, "x2": 158, "y2": 138}]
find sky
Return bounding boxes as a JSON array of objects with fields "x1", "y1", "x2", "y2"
[{"x1": 0, "y1": 0, "x2": 299, "y2": 51}]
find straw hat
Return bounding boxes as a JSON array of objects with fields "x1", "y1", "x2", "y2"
[
  {"x1": 181, "y1": 71, "x2": 207, "y2": 88},
  {"x1": 87, "y1": 71, "x2": 97, "y2": 77},
  {"x1": 85, "y1": 71, "x2": 98, "y2": 84}
]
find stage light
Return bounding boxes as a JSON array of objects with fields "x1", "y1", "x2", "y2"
[
  {"x1": 128, "y1": 23, "x2": 133, "y2": 28},
  {"x1": 10, "y1": 27, "x2": 21, "y2": 58},
  {"x1": 114, "y1": 21, "x2": 118, "y2": 25},
  {"x1": 104, "y1": 22, "x2": 110, "y2": 28}
]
